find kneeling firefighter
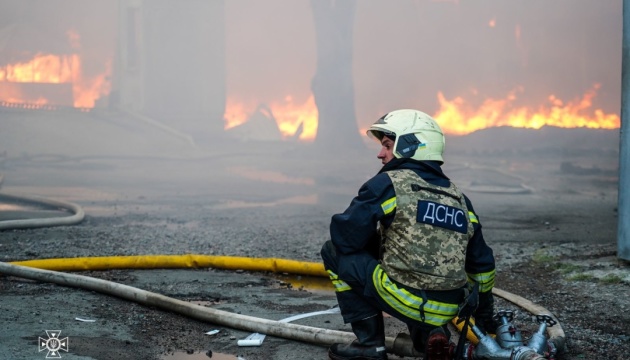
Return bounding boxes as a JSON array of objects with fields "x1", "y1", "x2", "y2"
[{"x1": 320, "y1": 109, "x2": 497, "y2": 360}]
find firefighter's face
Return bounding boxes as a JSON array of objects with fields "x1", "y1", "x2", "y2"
[{"x1": 377, "y1": 137, "x2": 395, "y2": 165}]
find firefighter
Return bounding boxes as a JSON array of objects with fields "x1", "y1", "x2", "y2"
[{"x1": 321, "y1": 109, "x2": 497, "y2": 360}]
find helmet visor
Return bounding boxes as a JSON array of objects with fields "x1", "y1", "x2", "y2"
[{"x1": 367, "y1": 127, "x2": 396, "y2": 142}]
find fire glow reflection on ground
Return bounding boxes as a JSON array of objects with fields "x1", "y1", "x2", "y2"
[
  {"x1": 227, "y1": 167, "x2": 315, "y2": 186},
  {"x1": 270, "y1": 273, "x2": 334, "y2": 294},
  {"x1": 219, "y1": 195, "x2": 318, "y2": 209}
]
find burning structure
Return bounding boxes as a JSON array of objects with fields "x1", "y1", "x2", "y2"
[
  {"x1": 0, "y1": 25, "x2": 105, "y2": 110},
  {"x1": 0, "y1": 1, "x2": 114, "y2": 111},
  {"x1": 0, "y1": 0, "x2": 623, "y2": 143}
]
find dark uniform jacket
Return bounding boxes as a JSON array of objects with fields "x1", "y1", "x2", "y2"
[{"x1": 329, "y1": 158, "x2": 496, "y2": 297}]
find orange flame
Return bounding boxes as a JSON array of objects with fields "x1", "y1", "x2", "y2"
[
  {"x1": 224, "y1": 99, "x2": 251, "y2": 129},
  {"x1": 433, "y1": 84, "x2": 620, "y2": 135},
  {"x1": 72, "y1": 56, "x2": 112, "y2": 108},
  {"x1": 0, "y1": 30, "x2": 111, "y2": 108},
  {"x1": 225, "y1": 94, "x2": 319, "y2": 141},
  {"x1": 0, "y1": 54, "x2": 75, "y2": 83}
]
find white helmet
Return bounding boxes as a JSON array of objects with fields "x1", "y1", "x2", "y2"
[{"x1": 367, "y1": 109, "x2": 445, "y2": 163}]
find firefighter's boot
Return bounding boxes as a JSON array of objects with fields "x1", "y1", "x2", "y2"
[{"x1": 328, "y1": 314, "x2": 388, "y2": 360}]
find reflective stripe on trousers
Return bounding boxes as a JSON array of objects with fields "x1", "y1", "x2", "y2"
[{"x1": 372, "y1": 265, "x2": 460, "y2": 327}]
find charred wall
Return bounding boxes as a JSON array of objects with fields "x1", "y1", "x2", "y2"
[{"x1": 115, "y1": 0, "x2": 226, "y2": 137}]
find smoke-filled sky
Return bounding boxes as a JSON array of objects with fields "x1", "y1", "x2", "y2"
[
  {"x1": 0, "y1": 0, "x2": 623, "y2": 135},
  {"x1": 225, "y1": 0, "x2": 622, "y2": 132}
]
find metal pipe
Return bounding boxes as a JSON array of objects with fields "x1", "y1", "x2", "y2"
[
  {"x1": 492, "y1": 288, "x2": 566, "y2": 354},
  {"x1": 619, "y1": 0, "x2": 630, "y2": 261}
]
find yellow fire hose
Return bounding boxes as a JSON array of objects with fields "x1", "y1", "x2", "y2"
[
  {"x1": 10, "y1": 254, "x2": 326, "y2": 277},
  {"x1": 0, "y1": 260, "x2": 421, "y2": 357},
  {"x1": 0, "y1": 192, "x2": 565, "y2": 356},
  {"x1": 6, "y1": 254, "x2": 566, "y2": 354}
]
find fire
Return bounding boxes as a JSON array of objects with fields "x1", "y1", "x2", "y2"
[
  {"x1": 229, "y1": 85, "x2": 619, "y2": 142},
  {"x1": 0, "y1": 54, "x2": 75, "y2": 83},
  {"x1": 0, "y1": 30, "x2": 111, "y2": 109},
  {"x1": 72, "y1": 57, "x2": 112, "y2": 108},
  {"x1": 433, "y1": 84, "x2": 620, "y2": 135},
  {"x1": 225, "y1": 94, "x2": 319, "y2": 141}
]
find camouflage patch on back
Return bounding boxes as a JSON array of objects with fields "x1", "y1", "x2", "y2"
[{"x1": 380, "y1": 169, "x2": 474, "y2": 290}]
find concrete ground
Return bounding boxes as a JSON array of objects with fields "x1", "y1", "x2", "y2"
[{"x1": 0, "y1": 108, "x2": 628, "y2": 359}]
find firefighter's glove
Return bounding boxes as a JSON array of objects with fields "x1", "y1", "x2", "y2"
[{"x1": 473, "y1": 292, "x2": 499, "y2": 335}]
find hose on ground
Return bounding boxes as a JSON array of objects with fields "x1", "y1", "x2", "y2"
[
  {"x1": 0, "y1": 192, "x2": 84, "y2": 230},
  {"x1": 11, "y1": 254, "x2": 327, "y2": 277},
  {"x1": 0, "y1": 261, "x2": 420, "y2": 357},
  {"x1": 6, "y1": 254, "x2": 566, "y2": 355}
]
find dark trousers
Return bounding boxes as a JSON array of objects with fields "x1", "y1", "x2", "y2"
[
  {"x1": 320, "y1": 240, "x2": 451, "y2": 351},
  {"x1": 320, "y1": 240, "x2": 381, "y2": 323}
]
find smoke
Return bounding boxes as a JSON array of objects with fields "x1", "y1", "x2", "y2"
[
  {"x1": 225, "y1": 0, "x2": 622, "y2": 131},
  {"x1": 0, "y1": 0, "x2": 622, "y2": 206},
  {"x1": 0, "y1": 0, "x2": 621, "y2": 129}
]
